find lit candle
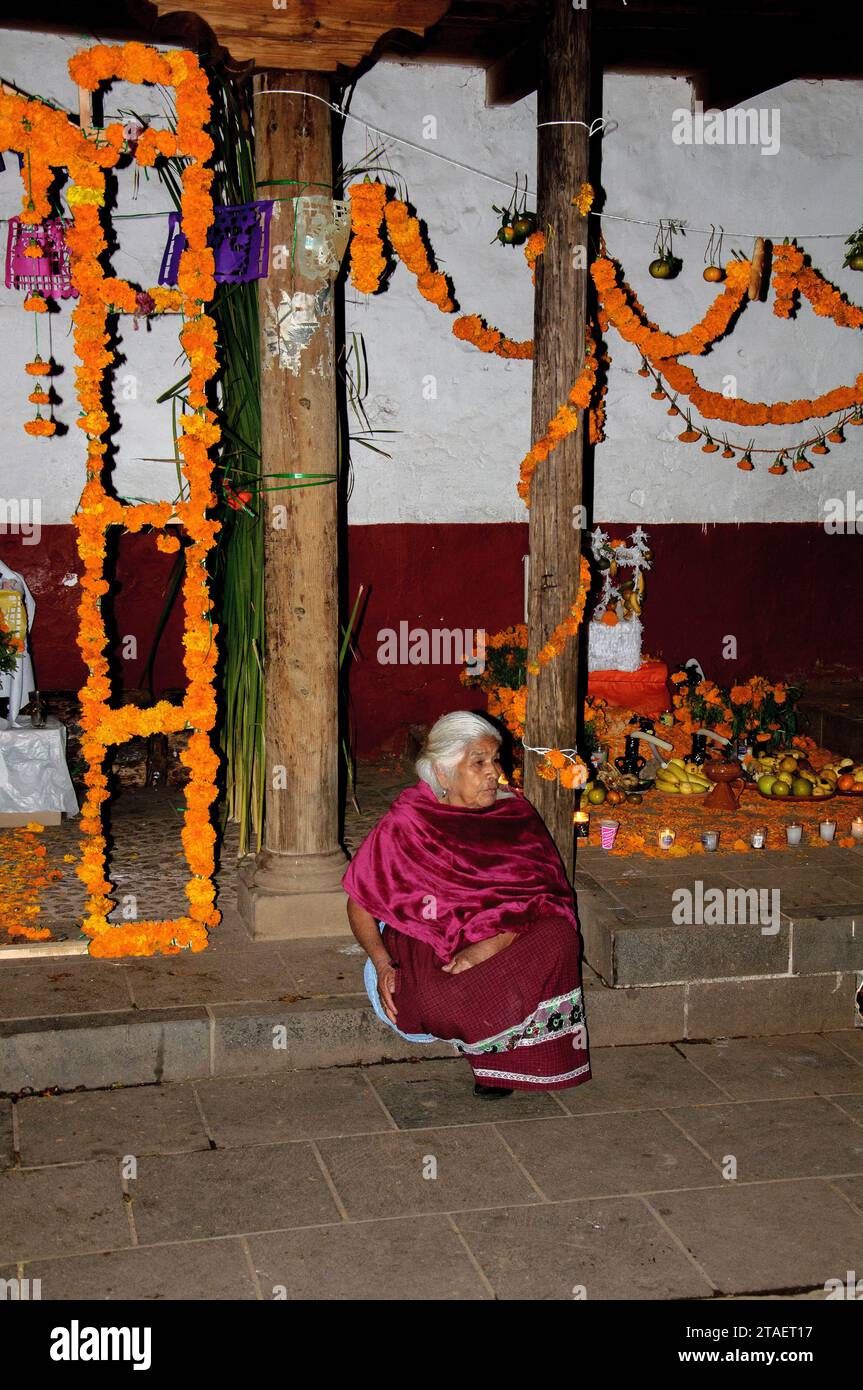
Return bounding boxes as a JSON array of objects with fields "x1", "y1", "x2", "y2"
[
  {"x1": 785, "y1": 823, "x2": 802, "y2": 846},
  {"x1": 852, "y1": 818, "x2": 863, "y2": 843},
  {"x1": 750, "y1": 827, "x2": 767, "y2": 849},
  {"x1": 820, "y1": 820, "x2": 837, "y2": 843},
  {"x1": 659, "y1": 827, "x2": 676, "y2": 850},
  {"x1": 573, "y1": 810, "x2": 590, "y2": 839},
  {"x1": 701, "y1": 830, "x2": 719, "y2": 852}
]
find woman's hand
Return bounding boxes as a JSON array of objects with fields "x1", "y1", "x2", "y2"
[
  {"x1": 376, "y1": 960, "x2": 398, "y2": 1022},
  {"x1": 442, "y1": 933, "x2": 515, "y2": 975}
]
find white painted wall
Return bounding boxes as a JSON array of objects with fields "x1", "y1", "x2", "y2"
[
  {"x1": 344, "y1": 62, "x2": 863, "y2": 524},
  {"x1": 0, "y1": 29, "x2": 188, "y2": 524},
  {"x1": 1, "y1": 37, "x2": 860, "y2": 529}
]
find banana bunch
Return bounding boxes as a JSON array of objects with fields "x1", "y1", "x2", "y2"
[{"x1": 655, "y1": 758, "x2": 712, "y2": 795}]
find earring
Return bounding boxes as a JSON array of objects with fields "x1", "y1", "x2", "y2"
[{"x1": 441, "y1": 788, "x2": 448, "y2": 799}]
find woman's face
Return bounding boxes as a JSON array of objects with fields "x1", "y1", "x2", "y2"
[{"x1": 437, "y1": 737, "x2": 502, "y2": 808}]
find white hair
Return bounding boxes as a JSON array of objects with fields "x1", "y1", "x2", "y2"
[{"x1": 416, "y1": 710, "x2": 502, "y2": 798}]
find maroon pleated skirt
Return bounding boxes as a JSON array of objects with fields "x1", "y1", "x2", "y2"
[{"x1": 381, "y1": 915, "x2": 591, "y2": 1092}]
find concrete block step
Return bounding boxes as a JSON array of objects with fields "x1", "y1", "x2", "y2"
[
  {"x1": 1, "y1": 969, "x2": 859, "y2": 1095},
  {"x1": 577, "y1": 883, "x2": 863, "y2": 988}
]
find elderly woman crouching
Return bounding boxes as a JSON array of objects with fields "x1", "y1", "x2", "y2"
[{"x1": 343, "y1": 711, "x2": 591, "y2": 1099}]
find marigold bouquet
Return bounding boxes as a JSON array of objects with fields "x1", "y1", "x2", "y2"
[{"x1": 669, "y1": 666, "x2": 799, "y2": 749}]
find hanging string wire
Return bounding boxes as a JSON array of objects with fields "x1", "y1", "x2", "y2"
[
  {"x1": 250, "y1": 87, "x2": 852, "y2": 239},
  {"x1": 0, "y1": 72, "x2": 853, "y2": 238}
]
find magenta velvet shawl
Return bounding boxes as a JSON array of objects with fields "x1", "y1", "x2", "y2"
[{"x1": 342, "y1": 780, "x2": 577, "y2": 961}]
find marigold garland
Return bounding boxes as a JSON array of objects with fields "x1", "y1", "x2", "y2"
[
  {"x1": 526, "y1": 554, "x2": 592, "y2": 676},
  {"x1": 591, "y1": 254, "x2": 751, "y2": 359},
  {"x1": 347, "y1": 180, "x2": 388, "y2": 294},
  {"x1": 594, "y1": 245, "x2": 863, "y2": 430},
  {"x1": 383, "y1": 198, "x2": 453, "y2": 311},
  {"x1": 517, "y1": 326, "x2": 600, "y2": 504},
  {"x1": 452, "y1": 313, "x2": 533, "y2": 359},
  {"x1": 0, "y1": 41, "x2": 223, "y2": 957},
  {"x1": 772, "y1": 242, "x2": 863, "y2": 329}
]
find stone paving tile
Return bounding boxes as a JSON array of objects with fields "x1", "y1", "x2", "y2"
[
  {"x1": 453, "y1": 1197, "x2": 715, "y2": 1300},
  {"x1": 20, "y1": 1238, "x2": 258, "y2": 1300},
  {"x1": 121, "y1": 947, "x2": 295, "y2": 1009},
  {"x1": 826, "y1": 1030, "x2": 863, "y2": 1063},
  {"x1": 277, "y1": 937, "x2": 368, "y2": 997},
  {"x1": 496, "y1": 1111, "x2": 721, "y2": 1200},
  {"x1": 249, "y1": 1216, "x2": 489, "y2": 1301},
  {"x1": 363, "y1": 1059, "x2": 561, "y2": 1129},
  {"x1": 0, "y1": 961, "x2": 131, "y2": 1021},
  {"x1": 194, "y1": 1071, "x2": 393, "y2": 1145},
  {"x1": 646, "y1": 1180, "x2": 863, "y2": 1294},
  {"x1": 1, "y1": 1100, "x2": 12, "y2": 1168},
  {"x1": 16, "y1": 1084, "x2": 209, "y2": 1167},
  {"x1": 555, "y1": 1044, "x2": 730, "y2": 1113},
  {"x1": 0, "y1": 1161, "x2": 129, "y2": 1264},
  {"x1": 316, "y1": 1126, "x2": 541, "y2": 1220},
  {"x1": 829, "y1": 1174, "x2": 863, "y2": 1216},
  {"x1": 677, "y1": 1033, "x2": 863, "y2": 1102},
  {"x1": 599, "y1": 873, "x2": 743, "y2": 920},
  {"x1": 721, "y1": 865, "x2": 863, "y2": 911},
  {"x1": 667, "y1": 1096, "x2": 863, "y2": 1181},
  {"x1": 828, "y1": 1092, "x2": 863, "y2": 1123},
  {"x1": 130, "y1": 1144, "x2": 340, "y2": 1245}
]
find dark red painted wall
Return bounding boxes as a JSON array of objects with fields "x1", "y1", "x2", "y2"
[
  {"x1": 2, "y1": 522, "x2": 859, "y2": 752},
  {"x1": 0, "y1": 530, "x2": 186, "y2": 695},
  {"x1": 345, "y1": 522, "x2": 863, "y2": 751}
]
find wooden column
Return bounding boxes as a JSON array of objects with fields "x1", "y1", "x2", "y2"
[
  {"x1": 238, "y1": 70, "x2": 348, "y2": 939},
  {"x1": 524, "y1": 0, "x2": 591, "y2": 880}
]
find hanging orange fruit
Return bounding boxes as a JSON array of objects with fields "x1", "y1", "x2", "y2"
[
  {"x1": 649, "y1": 253, "x2": 681, "y2": 279},
  {"x1": 703, "y1": 265, "x2": 724, "y2": 282}
]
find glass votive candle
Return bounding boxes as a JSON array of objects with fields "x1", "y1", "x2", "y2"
[
  {"x1": 659, "y1": 827, "x2": 676, "y2": 850},
  {"x1": 785, "y1": 823, "x2": 803, "y2": 846},
  {"x1": 573, "y1": 810, "x2": 590, "y2": 839},
  {"x1": 750, "y1": 827, "x2": 767, "y2": 849},
  {"x1": 701, "y1": 830, "x2": 719, "y2": 852},
  {"x1": 820, "y1": 820, "x2": 837, "y2": 842},
  {"x1": 851, "y1": 817, "x2": 863, "y2": 843}
]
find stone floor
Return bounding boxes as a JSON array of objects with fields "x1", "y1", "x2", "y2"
[{"x1": 2, "y1": 1032, "x2": 862, "y2": 1299}]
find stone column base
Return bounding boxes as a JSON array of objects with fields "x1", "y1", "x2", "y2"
[{"x1": 237, "y1": 848, "x2": 352, "y2": 941}]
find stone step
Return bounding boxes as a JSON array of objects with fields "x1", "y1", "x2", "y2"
[
  {"x1": 1, "y1": 965, "x2": 859, "y2": 1095},
  {"x1": 576, "y1": 867, "x2": 863, "y2": 988}
]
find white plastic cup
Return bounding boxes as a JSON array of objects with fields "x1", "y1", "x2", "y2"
[{"x1": 599, "y1": 819, "x2": 619, "y2": 850}]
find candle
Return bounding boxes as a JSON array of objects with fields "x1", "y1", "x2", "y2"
[
  {"x1": 750, "y1": 827, "x2": 767, "y2": 849},
  {"x1": 701, "y1": 830, "x2": 719, "y2": 852},
  {"x1": 659, "y1": 827, "x2": 676, "y2": 850},
  {"x1": 573, "y1": 810, "x2": 590, "y2": 839},
  {"x1": 852, "y1": 818, "x2": 863, "y2": 843},
  {"x1": 820, "y1": 820, "x2": 837, "y2": 843},
  {"x1": 785, "y1": 823, "x2": 803, "y2": 846}
]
